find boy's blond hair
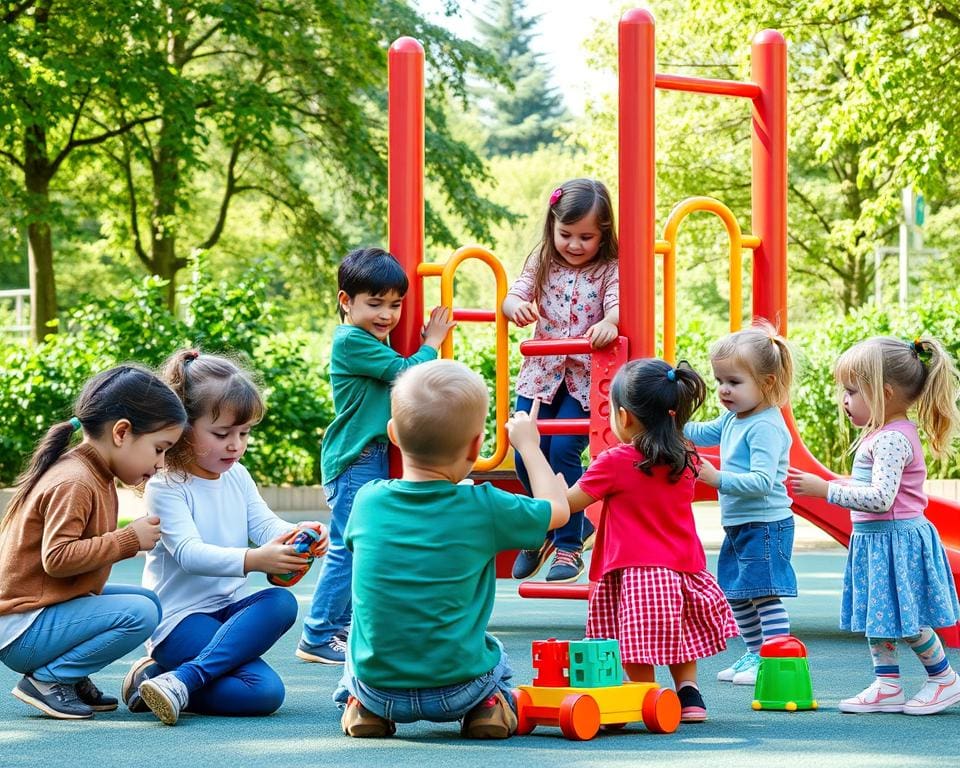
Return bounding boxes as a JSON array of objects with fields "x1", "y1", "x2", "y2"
[
  {"x1": 391, "y1": 360, "x2": 489, "y2": 464},
  {"x1": 710, "y1": 318, "x2": 794, "y2": 407}
]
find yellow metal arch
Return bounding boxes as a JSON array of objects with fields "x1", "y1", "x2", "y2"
[
  {"x1": 417, "y1": 246, "x2": 510, "y2": 472},
  {"x1": 658, "y1": 196, "x2": 759, "y2": 363}
]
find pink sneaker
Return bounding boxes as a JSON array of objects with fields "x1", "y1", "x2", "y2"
[
  {"x1": 838, "y1": 679, "x2": 905, "y2": 714},
  {"x1": 903, "y1": 672, "x2": 960, "y2": 715}
]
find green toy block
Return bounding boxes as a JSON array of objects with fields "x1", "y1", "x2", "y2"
[{"x1": 567, "y1": 639, "x2": 621, "y2": 688}]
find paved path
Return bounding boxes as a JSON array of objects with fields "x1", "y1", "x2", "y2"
[{"x1": 1, "y1": 551, "x2": 957, "y2": 767}]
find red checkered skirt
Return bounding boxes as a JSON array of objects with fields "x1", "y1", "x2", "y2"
[{"x1": 586, "y1": 566, "x2": 739, "y2": 665}]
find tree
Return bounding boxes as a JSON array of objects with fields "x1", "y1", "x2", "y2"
[
  {"x1": 0, "y1": 1, "x2": 169, "y2": 340},
  {"x1": 1, "y1": 1, "x2": 513, "y2": 334},
  {"x1": 472, "y1": 0, "x2": 569, "y2": 156},
  {"x1": 578, "y1": 0, "x2": 960, "y2": 315}
]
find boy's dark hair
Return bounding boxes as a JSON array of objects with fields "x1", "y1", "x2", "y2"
[
  {"x1": 611, "y1": 358, "x2": 706, "y2": 482},
  {"x1": 337, "y1": 247, "x2": 409, "y2": 319},
  {"x1": 2, "y1": 365, "x2": 187, "y2": 528}
]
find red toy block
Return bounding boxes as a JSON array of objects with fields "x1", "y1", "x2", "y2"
[{"x1": 532, "y1": 638, "x2": 570, "y2": 687}]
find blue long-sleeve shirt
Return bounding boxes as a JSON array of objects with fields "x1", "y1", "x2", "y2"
[{"x1": 684, "y1": 407, "x2": 793, "y2": 526}]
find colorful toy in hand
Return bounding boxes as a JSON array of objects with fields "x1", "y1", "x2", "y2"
[{"x1": 268, "y1": 523, "x2": 328, "y2": 587}]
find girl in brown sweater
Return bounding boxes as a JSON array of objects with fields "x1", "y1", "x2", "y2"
[{"x1": 0, "y1": 365, "x2": 186, "y2": 720}]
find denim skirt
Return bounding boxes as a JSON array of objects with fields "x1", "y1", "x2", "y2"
[
  {"x1": 841, "y1": 516, "x2": 960, "y2": 638},
  {"x1": 718, "y1": 517, "x2": 797, "y2": 599}
]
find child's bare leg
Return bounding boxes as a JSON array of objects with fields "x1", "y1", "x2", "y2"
[
  {"x1": 670, "y1": 661, "x2": 707, "y2": 723},
  {"x1": 623, "y1": 663, "x2": 655, "y2": 683},
  {"x1": 668, "y1": 661, "x2": 698, "y2": 688}
]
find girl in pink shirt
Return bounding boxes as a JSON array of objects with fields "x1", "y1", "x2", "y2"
[
  {"x1": 567, "y1": 358, "x2": 737, "y2": 723},
  {"x1": 504, "y1": 178, "x2": 619, "y2": 583},
  {"x1": 790, "y1": 336, "x2": 960, "y2": 716}
]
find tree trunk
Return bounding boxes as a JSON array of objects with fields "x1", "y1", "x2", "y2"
[
  {"x1": 24, "y1": 122, "x2": 56, "y2": 342},
  {"x1": 150, "y1": 124, "x2": 182, "y2": 310}
]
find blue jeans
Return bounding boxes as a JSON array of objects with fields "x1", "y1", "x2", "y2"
[
  {"x1": 333, "y1": 635, "x2": 516, "y2": 723},
  {"x1": 302, "y1": 442, "x2": 388, "y2": 647},
  {"x1": 719, "y1": 518, "x2": 798, "y2": 599},
  {"x1": 0, "y1": 584, "x2": 160, "y2": 684},
  {"x1": 152, "y1": 587, "x2": 297, "y2": 716},
  {"x1": 515, "y1": 385, "x2": 593, "y2": 551}
]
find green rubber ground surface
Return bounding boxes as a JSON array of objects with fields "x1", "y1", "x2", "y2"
[{"x1": 1, "y1": 551, "x2": 958, "y2": 767}]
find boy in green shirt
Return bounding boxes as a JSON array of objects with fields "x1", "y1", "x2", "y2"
[
  {"x1": 335, "y1": 359, "x2": 569, "y2": 739},
  {"x1": 297, "y1": 247, "x2": 455, "y2": 665}
]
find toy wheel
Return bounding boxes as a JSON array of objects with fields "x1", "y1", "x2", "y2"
[
  {"x1": 513, "y1": 689, "x2": 535, "y2": 735},
  {"x1": 641, "y1": 687, "x2": 681, "y2": 734},
  {"x1": 785, "y1": 701, "x2": 797, "y2": 712},
  {"x1": 558, "y1": 694, "x2": 600, "y2": 741}
]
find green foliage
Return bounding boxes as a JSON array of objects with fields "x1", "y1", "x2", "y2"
[
  {"x1": 0, "y1": 261, "x2": 332, "y2": 486},
  {"x1": 472, "y1": 0, "x2": 569, "y2": 156},
  {"x1": 790, "y1": 289, "x2": 960, "y2": 478}
]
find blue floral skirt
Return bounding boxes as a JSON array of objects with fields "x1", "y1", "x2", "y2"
[{"x1": 841, "y1": 516, "x2": 960, "y2": 638}]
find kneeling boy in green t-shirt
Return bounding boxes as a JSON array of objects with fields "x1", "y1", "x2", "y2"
[{"x1": 334, "y1": 359, "x2": 569, "y2": 739}]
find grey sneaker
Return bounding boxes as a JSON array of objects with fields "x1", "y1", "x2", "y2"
[
  {"x1": 139, "y1": 671, "x2": 189, "y2": 725},
  {"x1": 11, "y1": 675, "x2": 93, "y2": 720},
  {"x1": 122, "y1": 656, "x2": 158, "y2": 713}
]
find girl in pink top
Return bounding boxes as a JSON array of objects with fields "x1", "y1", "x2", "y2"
[
  {"x1": 790, "y1": 336, "x2": 960, "y2": 716},
  {"x1": 567, "y1": 358, "x2": 737, "y2": 723},
  {"x1": 504, "y1": 178, "x2": 619, "y2": 583}
]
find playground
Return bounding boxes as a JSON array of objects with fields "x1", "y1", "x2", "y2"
[{"x1": 2, "y1": 6, "x2": 960, "y2": 766}]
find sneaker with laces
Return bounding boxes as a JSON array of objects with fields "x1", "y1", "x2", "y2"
[
  {"x1": 903, "y1": 672, "x2": 960, "y2": 715},
  {"x1": 139, "y1": 671, "x2": 190, "y2": 725},
  {"x1": 677, "y1": 685, "x2": 707, "y2": 723},
  {"x1": 545, "y1": 549, "x2": 584, "y2": 582},
  {"x1": 512, "y1": 540, "x2": 554, "y2": 580},
  {"x1": 717, "y1": 651, "x2": 761, "y2": 683},
  {"x1": 296, "y1": 636, "x2": 347, "y2": 664},
  {"x1": 11, "y1": 675, "x2": 93, "y2": 720},
  {"x1": 460, "y1": 690, "x2": 518, "y2": 739},
  {"x1": 75, "y1": 676, "x2": 118, "y2": 712},
  {"x1": 838, "y1": 679, "x2": 905, "y2": 714},
  {"x1": 122, "y1": 656, "x2": 158, "y2": 713},
  {"x1": 341, "y1": 695, "x2": 396, "y2": 737}
]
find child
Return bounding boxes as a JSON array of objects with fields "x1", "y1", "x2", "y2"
[
  {"x1": 128, "y1": 350, "x2": 328, "y2": 726},
  {"x1": 566, "y1": 358, "x2": 737, "y2": 722},
  {"x1": 504, "y1": 178, "x2": 619, "y2": 583},
  {"x1": 297, "y1": 246, "x2": 455, "y2": 665},
  {"x1": 334, "y1": 360, "x2": 569, "y2": 739},
  {"x1": 0, "y1": 365, "x2": 186, "y2": 719},
  {"x1": 684, "y1": 320, "x2": 796, "y2": 686},
  {"x1": 789, "y1": 336, "x2": 960, "y2": 715}
]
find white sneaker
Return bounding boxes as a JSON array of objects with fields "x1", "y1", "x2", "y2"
[
  {"x1": 903, "y1": 672, "x2": 960, "y2": 715},
  {"x1": 717, "y1": 651, "x2": 761, "y2": 683},
  {"x1": 732, "y1": 654, "x2": 761, "y2": 685},
  {"x1": 839, "y1": 679, "x2": 905, "y2": 713},
  {"x1": 139, "y1": 671, "x2": 189, "y2": 725}
]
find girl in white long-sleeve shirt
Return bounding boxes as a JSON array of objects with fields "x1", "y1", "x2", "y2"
[{"x1": 127, "y1": 350, "x2": 326, "y2": 726}]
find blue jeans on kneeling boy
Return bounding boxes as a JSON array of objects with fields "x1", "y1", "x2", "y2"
[{"x1": 333, "y1": 634, "x2": 516, "y2": 723}]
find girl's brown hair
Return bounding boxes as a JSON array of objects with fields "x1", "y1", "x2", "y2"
[
  {"x1": 161, "y1": 350, "x2": 265, "y2": 476},
  {"x1": 833, "y1": 336, "x2": 960, "y2": 457},
  {"x1": 526, "y1": 178, "x2": 618, "y2": 303}
]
